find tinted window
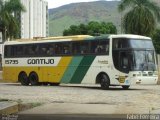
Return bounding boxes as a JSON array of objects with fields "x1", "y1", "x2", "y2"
[
  {"x1": 91, "y1": 41, "x2": 99, "y2": 53},
  {"x1": 113, "y1": 38, "x2": 154, "y2": 49},
  {"x1": 27, "y1": 45, "x2": 38, "y2": 56},
  {"x1": 129, "y1": 39, "x2": 154, "y2": 48},
  {"x1": 4, "y1": 39, "x2": 110, "y2": 58},
  {"x1": 72, "y1": 42, "x2": 81, "y2": 55},
  {"x1": 4, "y1": 46, "x2": 12, "y2": 58},
  {"x1": 113, "y1": 38, "x2": 128, "y2": 49},
  {"x1": 5, "y1": 45, "x2": 24, "y2": 58},
  {"x1": 46, "y1": 44, "x2": 55, "y2": 56},
  {"x1": 91, "y1": 40, "x2": 109, "y2": 54},
  {"x1": 55, "y1": 43, "x2": 62, "y2": 55},
  {"x1": 72, "y1": 41, "x2": 90, "y2": 55},
  {"x1": 62, "y1": 43, "x2": 71, "y2": 55},
  {"x1": 81, "y1": 42, "x2": 89, "y2": 54},
  {"x1": 99, "y1": 40, "x2": 109, "y2": 54}
]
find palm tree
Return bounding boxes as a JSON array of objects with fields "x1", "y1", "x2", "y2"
[
  {"x1": 118, "y1": 0, "x2": 160, "y2": 36},
  {"x1": 0, "y1": 0, "x2": 25, "y2": 41}
]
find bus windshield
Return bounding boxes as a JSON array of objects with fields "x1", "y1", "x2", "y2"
[
  {"x1": 113, "y1": 38, "x2": 156, "y2": 73},
  {"x1": 113, "y1": 38, "x2": 154, "y2": 49},
  {"x1": 128, "y1": 50, "x2": 156, "y2": 71},
  {"x1": 115, "y1": 50, "x2": 156, "y2": 73},
  {"x1": 129, "y1": 39, "x2": 154, "y2": 48}
]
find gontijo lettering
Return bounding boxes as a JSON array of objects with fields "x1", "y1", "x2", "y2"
[{"x1": 27, "y1": 59, "x2": 54, "y2": 64}]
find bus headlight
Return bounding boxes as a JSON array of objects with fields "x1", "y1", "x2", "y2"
[
  {"x1": 133, "y1": 74, "x2": 141, "y2": 77},
  {"x1": 136, "y1": 79, "x2": 141, "y2": 84}
]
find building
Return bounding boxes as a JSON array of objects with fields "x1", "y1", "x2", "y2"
[
  {"x1": 20, "y1": 0, "x2": 49, "y2": 39},
  {"x1": 2, "y1": 0, "x2": 48, "y2": 39}
]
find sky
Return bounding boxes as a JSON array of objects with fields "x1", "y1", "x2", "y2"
[{"x1": 46, "y1": 0, "x2": 114, "y2": 9}]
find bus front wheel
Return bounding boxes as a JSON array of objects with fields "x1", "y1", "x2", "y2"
[
  {"x1": 18, "y1": 72, "x2": 29, "y2": 86},
  {"x1": 100, "y1": 74, "x2": 110, "y2": 90},
  {"x1": 29, "y1": 72, "x2": 39, "y2": 86}
]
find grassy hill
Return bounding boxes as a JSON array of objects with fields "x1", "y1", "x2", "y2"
[
  {"x1": 49, "y1": 0, "x2": 160, "y2": 36},
  {"x1": 49, "y1": 1, "x2": 121, "y2": 36}
]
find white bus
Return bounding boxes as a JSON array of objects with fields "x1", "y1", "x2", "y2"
[{"x1": 2, "y1": 34, "x2": 158, "y2": 89}]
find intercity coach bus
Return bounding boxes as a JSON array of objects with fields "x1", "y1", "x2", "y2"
[{"x1": 2, "y1": 34, "x2": 158, "y2": 89}]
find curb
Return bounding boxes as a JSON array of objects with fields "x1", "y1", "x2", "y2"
[{"x1": 0, "y1": 102, "x2": 18, "y2": 114}]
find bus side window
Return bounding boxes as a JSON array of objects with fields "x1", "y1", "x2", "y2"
[
  {"x1": 91, "y1": 40, "x2": 99, "y2": 54},
  {"x1": 95, "y1": 45, "x2": 102, "y2": 53},
  {"x1": 23, "y1": 45, "x2": 29, "y2": 57},
  {"x1": 28, "y1": 45, "x2": 36, "y2": 56},
  {"x1": 106, "y1": 44, "x2": 109, "y2": 53},
  {"x1": 16, "y1": 45, "x2": 24, "y2": 57},
  {"x1": 63, "y1": 43, "x2": 71, "y2": 54},
  {"x1": 4, "y1": 46, "x2": 12, "y2": 58},
  {"x1": 41, "y1": 47, "x2": 47, "y2": 55},
  {"x1": 81, "y1": 42, "x2": 89, "y2": 54},
  {"x1": 94, "y1": 40, "x2": 109, "y2": 54},
  {"x1": 35, "y1": 45, "x2": 39, "y2": 55},
  {"x1": 99, "y1": 40, "x2": 108, "y2": 53},
  {"x1": 55, "y1": 43, "x2": 62, "y2": 55},
  {"x1": 47, "y1": 45, "x2": 55, "y2": 56},
  {"x1": 72, "y1": 42, "x2": 81, "y2": 55}
]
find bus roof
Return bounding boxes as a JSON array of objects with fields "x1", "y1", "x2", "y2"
[
  {"x1": 4, "y1": 34, "x2": 151, "y2": 45},
  {"x1": 110, "y1": 34, "x2": 151, "y2": 40},
  {"x1": 16, "y1": 35, "x2": 93, "y2": 41}
]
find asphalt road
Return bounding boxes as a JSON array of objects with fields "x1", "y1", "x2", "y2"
[{"x1": 0, "y1": 83, "x2": 160, "y2": 116}]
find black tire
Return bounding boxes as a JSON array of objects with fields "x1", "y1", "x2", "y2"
[
  {"x1": 122, "y1": 85, "x2": 130, "y2": 90},
  {"x1": 100, "y1": 74, "x2": 110, "y2": 90},
  {"x1": 41, "y1": 82, "x2": 48, "y2": 86},
  {"x1": 50, "y1": 83, "x2": 60, "y2": 86},
  {"x1": 18, "y1": 72, "x2": 29, "y2": 86},
  {"x1": 29, "y1": 72, "x2": 39, "y2": 86}
]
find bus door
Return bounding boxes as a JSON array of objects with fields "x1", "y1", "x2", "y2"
[{"x1": 118, "y1": 51, "x2": 130, "y2": 84}]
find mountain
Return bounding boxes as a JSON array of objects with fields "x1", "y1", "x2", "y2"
[
  {"x1": 48, "y1": 0, "x2": 160, "y2": 36},
  {"x1": 49, "y1": 1, "x2": 121, "y2": 36}
]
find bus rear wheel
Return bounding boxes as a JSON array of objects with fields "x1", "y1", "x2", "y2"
[
  {"x1": 100, "y1": 74, "x2": 110, "y2": 90},
  {"x1": 19, "y1": 72, "x2": 29, "y2": 86},
  {"x1": 122, "y1": 85, "x2": 130, "y2": 90},
  {"x1": 50, "y1": 83, "x2": 60, "y2": 86},
  {"x1": 29, "y1": 72, "x2": 39, "y2": 86}
]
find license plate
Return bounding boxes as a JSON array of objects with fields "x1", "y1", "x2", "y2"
[{"x1": 119, "y1": 76, "x2": 125, "y2": 83}]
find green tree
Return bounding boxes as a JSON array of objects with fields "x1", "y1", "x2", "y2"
[
  {"x1": 79, "y1": 23, "x2": 88, "y2": 35},
  {"x1": 87, "y1": 21, "x2": 101, "y2": 35},
  {"x1": 63, "y1": 21, "x2": 117, "y2": 36},
  {"x1": 118, "y1": 0, "x2": 160, "y2": 36},
  {"x1": 100, "y1": 22, "x2": 117, "y2": 34},
  {"x1": 151, "y1": 29, "x2": 160, "y2": 54},
  {"x1": 0, "y1": 0, "x2": 25, "y2": 41}
]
